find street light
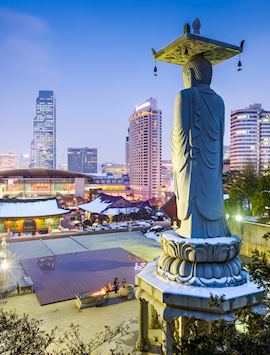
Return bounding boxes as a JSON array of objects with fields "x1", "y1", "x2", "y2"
[
  {"x1": 235, "y1": 214, "x2": 243, "y2": 222},
  {"x1": 1, "y1": 259, "x2": 9, "y2": 271}
]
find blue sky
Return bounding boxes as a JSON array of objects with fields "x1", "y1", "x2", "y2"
[{"x1": 1, "y1": 0, "x2": 270, "y2": 167}]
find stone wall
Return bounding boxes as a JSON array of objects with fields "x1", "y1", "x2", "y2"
[{"x1": 228, "y1": 219, "x2": 270, "y2": 257}]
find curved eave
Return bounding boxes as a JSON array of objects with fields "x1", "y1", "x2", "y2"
[
  {"x1": 154, "y1": 33, "x2": 242, "y2": 66},
  {"x1": 0, "y1": 210, "x2": 70, "y2": 219}
]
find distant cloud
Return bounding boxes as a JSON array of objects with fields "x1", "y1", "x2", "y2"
[
  {"x1": 0, "y1": 7, "x2": 48, "y2": 35},
  {"x1": 0, "y1": 7, "x2": 54, "y2": 76}
]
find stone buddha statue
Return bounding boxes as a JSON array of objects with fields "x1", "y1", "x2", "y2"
[{"x1": 172, "y1": 54, "x2": 230, "y2": 239}]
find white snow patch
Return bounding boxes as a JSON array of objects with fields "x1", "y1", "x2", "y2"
[
  {"x1": 0, "y1": 199, "x2": 69, "y2": 218},
  {"x1": 139, "y1": 262, "x2": 264, "y2": 299},
  {"x1": 79, "y1": 197, "x2": 111, "y2": 214},
  {"x1": 162, "y1": 230, "x2": 240, "y2": 245},
  {"x1": 144, "y1": 232, "x2": 160, "y2": 243},
  {"x1": 103, "y1": 207, "x2": 140, "y2": 215}
]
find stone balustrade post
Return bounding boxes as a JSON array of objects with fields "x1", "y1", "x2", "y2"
[
  {"x1": 162, "y1": 318, "x2": 176, "y2": 355},
  {"x1": 149, "y1": 303, "x2": 159, "y2": 329},
  {"x1": 136, "y1": 297, "x2": 151, "y2": 352}
]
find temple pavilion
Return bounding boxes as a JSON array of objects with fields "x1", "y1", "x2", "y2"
[
  {"x1": 0, "y1": 197, "x2": 69, "y2": 235},
  {"x1": 79, "y1": 193, "x2": 152, "y2": 220}
]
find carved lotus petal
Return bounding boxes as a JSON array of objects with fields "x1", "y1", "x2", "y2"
[
  {"x1": 170, "y1": 259, "x2": 182, "y2": 275},
  {"x1": 179, "y1": 260, "x2": 192, "y2": 277}
]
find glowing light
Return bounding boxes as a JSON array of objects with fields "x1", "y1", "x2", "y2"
[
  {"x1": 235, "y1": 214, "x2": 242, "y2": 222},
  {"x1": 91, "y1": 287, "x2": 107, "y2": 297},
  {"x1": 235, "y1": 130, "x2": 248, "y2": 136},
  {"x1": 1, "y1": 259, "x2": 9, "y2": 271},
  {"x1": 226, "y1": 214, "x2": 230, "y2": 219},
  {"x1": 135, "y1": 101, "x2": 150, "y2": 112}
]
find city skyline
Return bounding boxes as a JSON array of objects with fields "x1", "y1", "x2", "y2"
[{"x1": 1, "y1": 0, "x2": 270, "y2": 166}]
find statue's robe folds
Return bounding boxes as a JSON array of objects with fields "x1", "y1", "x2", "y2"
[{"x1": 172, "y1": 85, "x2": 230, "y2": 238}]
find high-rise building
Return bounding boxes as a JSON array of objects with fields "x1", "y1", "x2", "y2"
[
  {"x1": 101, "y1": 163, "x2": 127, "y2": 177},
  {"x1": 223, "y1": 146, "x2": 230, "y2": 173},
  {"x1": 161, "y1": 160, "x2": 173, "y2": 191},
  {"x1": 68, "y1": 147, "x2": 97, "y2": 173},
  {"x1": 31, "y1": 90, "x2": 56, "y2": 169},
  {"x1": 125, "y1": 136, "x2": 129, "y2": 174},
  {"x1": 128, "y1": 98, "x2": 162, "y2": 200},
  {"x1": 19, "y1": 154, "x2": 30, "y2": 169},
  {"x1": 0, "y1": 153, "x2": 17, "y2": 170},
  {"x1": 230, "y1": 103, "x2": 270, "y2": 172}
]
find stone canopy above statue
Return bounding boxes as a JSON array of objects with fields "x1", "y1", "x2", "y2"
[{"x1": 152, "y1": 26, "x2": 243, "y2": 65}]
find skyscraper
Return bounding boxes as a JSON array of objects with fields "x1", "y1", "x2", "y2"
[
  {"x1": 31, "y1": 90, "x2": 56, "y2": 169},
  {"x1": 125, "y1": 136, "x2": 129, "y2": 174},
  {"x1": 230, "y1": 103, "x2": 270, "y2": 172},
  {"x1": 68, "y1": 147, "x2": 97, "y2": 173},
  {"x1": 19, "y1": 154, "x2": 30, "y2": 168},
  {"x1": 128, "y1": 98, "x2": 162, "y2": 200},
  {"x1": 0, "y1": 153, "x2": 17, "y2": 170}
]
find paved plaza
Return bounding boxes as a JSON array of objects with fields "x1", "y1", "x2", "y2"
[
  {"x1": 8, "y1": 231, "x2": 161, "y2": 261},
  {"x1": 2, "y1": 231, "x2": 162, "y2": 353},
  {"x1": 21, "y1": 248, "x2": 145, "y2": 305}
]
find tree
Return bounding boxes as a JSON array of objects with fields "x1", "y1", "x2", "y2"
[
  {"x1": 0, "y1": 310, "x2": 132, "y2": 355},
  {"x1": 137, "y1": 208, "x2": 151, "y2": 220},
  {"x1": 0, "y1": 308, "x2": 55, "y2": 354},
  {"x1": 251, "y1": 174, "x2": 270, "y2": 217},
  {"x1": 98, "y1": 214, "x2": 110, "y2": 225},
  {"x1": 251, "y1": 190, "x2": 270, "y2": 217},
  {"x1": 56, "y1": 323, "x2": 133, "y2": 355},
  {"x1": 227, "y1": 164, "x2": 258, "y2": 215}
]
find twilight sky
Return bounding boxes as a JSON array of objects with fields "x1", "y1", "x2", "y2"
[{"x1": 1, "y1": 0, "x2": 270, "y2": 168}]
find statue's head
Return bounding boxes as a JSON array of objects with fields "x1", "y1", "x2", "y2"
[{"x1": 183, "y1": 54, "x2": 212, "y2": 89}]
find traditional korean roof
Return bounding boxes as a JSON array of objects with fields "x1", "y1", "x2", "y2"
[
  {"x1": 0, "y1": 198, "x2": 70, "y2": 218},
  {"x1": 102, "y1": 207, "x2": 140, "y2": 216},
  {"x1": 79, "y1": 193, "x2": 152, "y2": 216},
  {"x1": 79, "y1": 193, "x2": 123, "y2": 214}
]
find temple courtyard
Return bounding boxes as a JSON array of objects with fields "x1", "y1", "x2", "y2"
[{"x1": 1, "y1": 231, "x2": 162, "y2": 353}]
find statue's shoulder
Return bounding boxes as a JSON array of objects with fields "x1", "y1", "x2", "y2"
[
  {"x1": 179, "y1": 88, "x2": 192, "y2": 95},
  {"x1": 213, "y1": 91, "x2": 225, "y2": 108},
  {"x1": 176, "y1": 89, "x2": 192, "y2": 101}
]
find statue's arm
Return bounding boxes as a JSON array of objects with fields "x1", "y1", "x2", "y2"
[
  {"x1": 171, "y1": 91, "x2": 189, "y2": 173},
  {"x1": 220, "y1": 99, "x2": 225, "y2": 174}
]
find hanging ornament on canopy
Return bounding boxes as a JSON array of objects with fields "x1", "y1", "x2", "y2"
[
  {"x1": 237, "y1": 40, "x2": 245, "y2": 71},
  {"x1": 152, "y1": 48, "x2": 158, "y2": 77}
]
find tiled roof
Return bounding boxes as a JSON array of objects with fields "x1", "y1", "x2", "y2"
[
  {"x1": 0, "y1": 197, "x2": 69, "y2": 218},
  {"x1": 79, "y1": 193, "x2": 152, "y2": 215}
]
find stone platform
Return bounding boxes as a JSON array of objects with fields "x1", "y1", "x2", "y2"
[
  {"x1": 135, "y1": 231, "x2": 265, "y2": 354},
  {"x1": 136, "y1": 261, "x2": 263, "y2": 320}
]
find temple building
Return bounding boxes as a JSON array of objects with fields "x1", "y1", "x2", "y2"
[
  {"x1": 79, "y1": 193, "x2": 151, "y2": 219},
  {"x1": 0, "y1": 198, "x2": 69, "y2": 235}
]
